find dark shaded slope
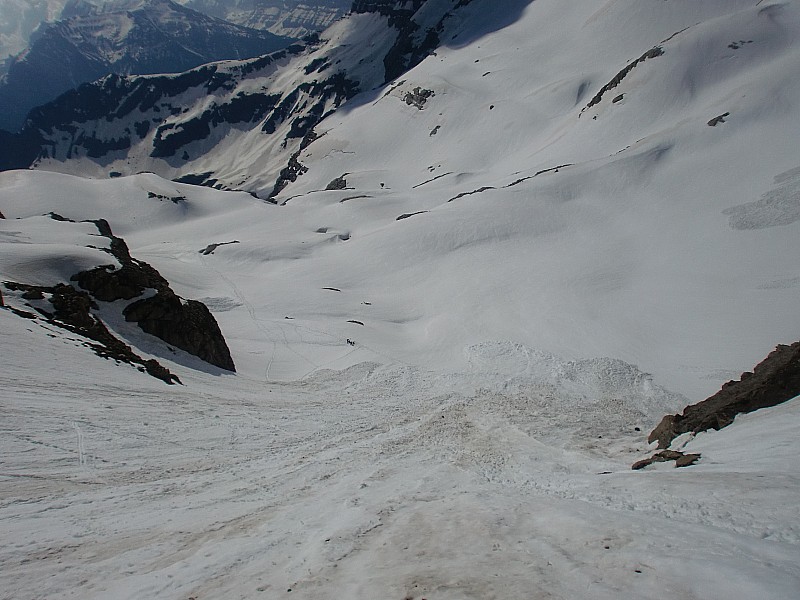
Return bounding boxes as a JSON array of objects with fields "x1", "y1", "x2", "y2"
[{"x1": 0, "y1": 0, "x2": 292, "y2": 132}]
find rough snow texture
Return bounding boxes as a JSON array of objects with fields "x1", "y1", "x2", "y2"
[{"x1": 2, "y1": 1, "x2": 800, "y2": 597}]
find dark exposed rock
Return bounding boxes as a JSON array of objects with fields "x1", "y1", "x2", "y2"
[
  {"x1": 707, "y1": 112, "x2": 730, "y2": 126},
  {"x1": 2, "y1": 280, "x2": 181, "y2": 384},
  {"x1": 124, "y1": 292, "x2": 236, "y2": 372},
  {"x1": 584, "y1": 46, "x2": 664, "y2": 111},
  {"x1": 397, "y1": 210, "x2": 428, "y2": 220},
  {"x1": 326, "y1": 174, "x2": 349, "y2": 190},
  {"x1": 148, "y1": 192, "x2": 187, "y2": 204},
  {"x1": 505, "y1": 164, "x2": 572, "y2": 188},
  {"x1": 631, "y1": 450, "x2": 701, "y2": 470},
  {"x1": 648, "y1": 341, "x2": 800, "y2": 448},
  {"x1": 21, "y1": 289, "x2": 45, "y2": 300},
  {"x1": 173, "y1": 172, "x2": 216, "y2": 187},
  {"x1": 71, "y1": 219, "x2": 168, "y2": 301},
  {"x1": 412, "y1": 171, "x2": 452, "y2": 188},
  {"x1": 199, "y1": 241, "x2": 240, "y2": 255},
  {"x1": 403, "y1": 87, "x2": 435, "y2": 109},
  {"x1": 70, "y1": 219, "x2": 235, "y2": 372},
  {"x1": 269, "y1": 148, "x2": 309, "y2": 199},
  {"x1": 448, "y1": 186, "x2": 495, "y2": 202},
  {"x1": 0, "y1": 128, "x2": 45, "y2": 171}
]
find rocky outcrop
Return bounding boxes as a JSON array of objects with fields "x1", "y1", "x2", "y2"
[
  {"x1": 124, "y1": 293, "x2": 236, "y2": 373},
  {"x1": 403, "y1": 87, "x2": 434, "y2": 109},
  {"x1": 70, "y1": 217, "x2": 236, "y2": 373},
  {"x1": 583, "y1": 46, "x2": 664, "y2": 111},
  {"x1": 325, "y1": 174, "x2": 349, "y2": 190},
  {"x1": 3, "y1": 280, "x2": 181, "y2": 385},
  {"x1": 648, "y1": 342, "x2": 800, "y2": 448},
  {"x1": 71, "y1": 219, "x2": 168, "y2": 301}
]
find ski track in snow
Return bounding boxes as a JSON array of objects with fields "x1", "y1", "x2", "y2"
[
  {"x1": 1, "y1": 339, "x2": 799, "y2": 599},
  {"x1": 2, "y1": 0, "x2": 800, "y2": 597}
]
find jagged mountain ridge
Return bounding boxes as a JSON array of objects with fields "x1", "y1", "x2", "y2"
[
  {"x1": 0, "y1": 0, "x2": 292, "y2": 132},
  {"x1": 1, "y1": 0, "x2": 477, "y2": 196}
]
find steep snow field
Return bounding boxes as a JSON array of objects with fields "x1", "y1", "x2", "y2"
[
  {"x1": 1, "y1": 304, "x2": 799, "y2": 599},
  {"x1": 23, "y1": 0, "x2": 800, "y2": 398},
  {"x1": 1, "y1": 166, "x2": 799, "y2": 600},
  {"x1": 2, "y1": 0, "x2": 800, "y2": 597}
]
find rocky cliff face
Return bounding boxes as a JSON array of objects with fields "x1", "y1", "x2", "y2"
[
  {"x1": 73, "y1": 217, "x2": 236, "y2": 372},
  {"x1": 0, "y1": 0, "x2": 292, "y2": 132},
  {"x1": 649, "y1": 342, "x2": 800, "y2": 448},
  {"x1": 1, "y1": 213, "x2": 236, "y2": 382}
]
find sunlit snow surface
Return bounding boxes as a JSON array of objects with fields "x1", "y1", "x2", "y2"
[
  {"x1": 2, "y1": 0, "x2": 800, "y2": 597},
  {"x1": 1, "y1": 310, "x2": 799, "y2": 599}
]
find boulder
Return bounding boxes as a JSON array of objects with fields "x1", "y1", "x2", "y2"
[{"x1": 124, "y1": 291, "x2": 236, "y2": 372}]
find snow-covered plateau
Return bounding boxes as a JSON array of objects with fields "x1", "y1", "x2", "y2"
[{"x1": 1, "y1": 0, "x2": 799, "y2": 598}]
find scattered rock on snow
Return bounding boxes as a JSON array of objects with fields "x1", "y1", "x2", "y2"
[
  {"x1": 403, "y1": 87, "x2": 435, "y2": 109},
  {"x1": 3, "y1": 281, "x2": 181, "y2": 384},
  {"x1": 631, "y1": 450, "x2": 701, "y2": 470}
]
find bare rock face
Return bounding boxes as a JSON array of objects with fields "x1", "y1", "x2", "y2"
[
  {"x1": 649, "y1": 341, "x2": 800, "y2": 448},
  {"x1": 123, "y1": 292, "x2": 236, "y2": 372},
  {"x1": 72, "y1": 218, "x2": 236, "y2": 373},
  {"x1": 71, "y1": 223, "x2": 168, "y2": 301}
]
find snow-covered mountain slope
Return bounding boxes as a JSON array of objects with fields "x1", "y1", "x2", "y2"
[
  {"x1": 2, "y1": 2, "x2": 800, "y2": 596},
  {"x1": 5, "y1": 0, "x2": 797, "y2": 398},
  {"x1": 1, "y1": 292, "x2": 799, "y2": 598},
  {"x1": 0, "y1": 0, "x2": 292, "y2": 132},
  {"x1": 1, "y1": 0, "x2": 466, "y2": 187}
]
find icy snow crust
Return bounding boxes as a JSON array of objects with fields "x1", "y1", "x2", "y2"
[{"x1": 2, "y1": 0, "x2": 800, "y2": 597}]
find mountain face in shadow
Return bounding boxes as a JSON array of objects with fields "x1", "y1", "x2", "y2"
[{"x1": 0, "y1": 0, "x2": 292, "y2": 132}]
